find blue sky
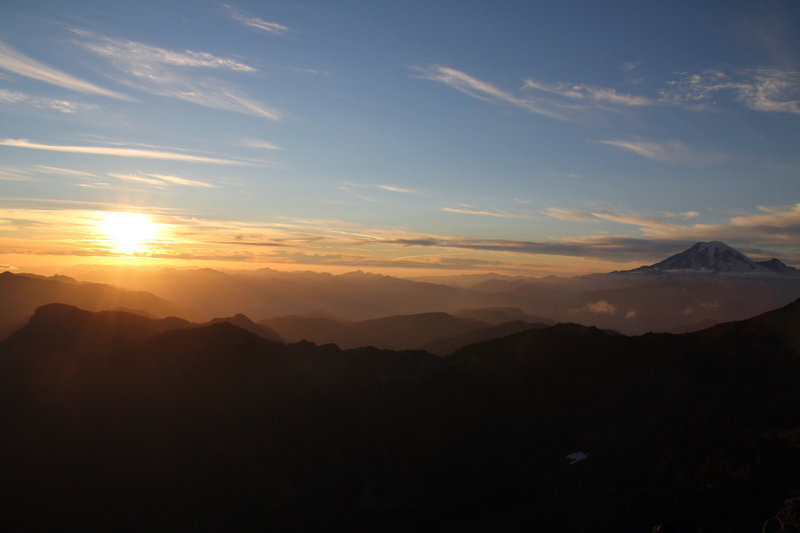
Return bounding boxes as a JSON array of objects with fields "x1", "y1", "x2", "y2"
[{"x1": 1, "y1": 1, "x2": 799, "y2": 275}]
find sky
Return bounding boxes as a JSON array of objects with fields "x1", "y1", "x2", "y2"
[{"x1": 1, "y1": 0, "x2": 799, "y2": 277}]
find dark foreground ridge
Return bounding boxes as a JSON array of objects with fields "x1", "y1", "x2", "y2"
[{"x1": 1, "y1": 302, "x2": 799, "y2": 531}]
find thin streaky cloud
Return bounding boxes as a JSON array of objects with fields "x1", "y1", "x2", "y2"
[
  {"x1": 523, "y1": 79, "x2": 584, "y2": 99},
  {"x1": 546, "y1": 206, "x2": 700, "y2": 229},
  {"x1": 0, "y1": 167, "x2": 37, "y2": 182},
  {"x1": 224, "y1": 4, "x2": 289, "y2": 35},
  {"x1": 108, "y1": 173, "x2": 166, "y2": 187},
  {"x1": 146, "y1": 173, "x2": 217, "y2": 188},
  {"x1": 543, "y1": 207, "x2": 601, "y2": 222},
  {"x1": 414, "y1": 65, "x2": 658, "y2": 122},
  {"x1": 242, "y1": 138, "x2": 284, "y2": 150},
  {"x1": 75, "y1": 31, "x2": 280, "y2": 121},
  {"x1": 595, "y1": 139, "x2": 728, "y2": 166},
  {"x1": 523, "y1": 79, "x2": 654, "y2": 106},
  {"x1": 0, "y1": 41, "x2": 129, "y2": 100},
  {"x1": 377, "y1": 185, "x2": 418, "y2": 194},
  {"x1": 544, "y1": 206, "x2": 673, "y2": 227},
  {"x1": 73, "y1": 30, "x2": 256, "y2": 72},
  {"x1": 0, "y1": 89, "x2": 98, "y2": 113},
  {"x1": 410, "y1": 65, "x2": 569, "y2": 120},
  {"x1": 0, "y1": 139, "x2": 247, "y2": 165},
  {"x1": 338, "y1": 186, "x2": 378, "y2": 203},
  {"x1": 592, "y1": 209, "x2": 675, "y2": 229},
  {"x1": 442, "y1": 206, "x2": 530, "y2": 219},
  {"x1": 36, "y1": 165, "x2": 101, "y2": 178},
  {"x1": 0, "y1": 197, "x2": 186, "y2": 213}
]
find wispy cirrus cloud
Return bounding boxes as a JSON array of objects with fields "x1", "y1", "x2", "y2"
[
  {"x1": 523, "y1": 78, "x2": 654, "y2": 106},
  {"x1": 75, "y1": 30, "x2": 255, "y2": 72},
  {"x1": 591, "y1": 209, "x2": 677, "y2": 229},
  {"x1": 544, "y1": 206, "x2": 699, "y2": 228},
  {"x1": 146, "y1": 173, "x2": 217, "y2": 188},
  {"x1": 338, "y1": 182, "x2": 420, "y2": 199},
  {"x1": 73, "y1": 30, "x2": 281, "y2": 120},
  {"x1": 414, "y1": 63, "x2": 800, "y2": 124},
  {"x1": 595, "y1": 139, "x2": 729, "y2": 166},
  {"x1": 660, "y1": 68, "x2": 800, "y2": 113},
  {"x1": 377, "y1": 185, "x2": 418, "y2": 194},
  {"x1": 224, "y1": 4, "x2": 289, "y2": 35},
  {"x1": 736, "y1": 69, "x2": 800, "y2": 113},
  {"x1": 36, "y1": 165, "x2": 102, "y2": 178},
  {"x1": 0, "y1": 88, "x2": 98, "y2": 113},
  {"x1": 108, "y1": 173, "x2": 166, "y2": 187},
  {"x1": 0, "y1": 166, "x2": 37, "y2": 182},
  {"x1": 411, "y1": 65, "x2": 662, "y2": 121},
  {"x1": 337, "y1": 185, "x2": 378, "y2": 203},
  {"x1": 410, "y1": 65, "x2": 572, "y2": 120},
  {"x1": 442, "y1": 205, "x2": 531, "y2": 219},
  {"x1": 0, "y1": 41, "x2": 129, "y2": 100},
  {"x1": 241, "y1": 138, "x2": 284, "y2": 150},
  {"x1": 0, "y1": 138, "x2": 246, "y2": 165},
  {"x1": 109, "y1": 172, "x2": 217, "y2": 188},
  {"x1": 543, "y1": 207, "x2": 601, "y2": 222}
]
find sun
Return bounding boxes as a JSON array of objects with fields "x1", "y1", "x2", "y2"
[{"x1": 96, "y1": 212, "x2": 160, "y2": 255}]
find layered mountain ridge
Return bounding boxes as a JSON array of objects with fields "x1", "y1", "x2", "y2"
[
  {"x1": 1, "y1": 300, "x2": 799, "y2": 531},
  {"x1": 4, "y1": 240, "x2": 800, "y2": 340}
]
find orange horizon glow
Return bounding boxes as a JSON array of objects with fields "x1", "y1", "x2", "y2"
[
  {"x1": 94, "y1": 211, "x2": 162, "y2": 255},
  {"x1": 0, "y1": 207, "x2": 651, "y2": 279}
]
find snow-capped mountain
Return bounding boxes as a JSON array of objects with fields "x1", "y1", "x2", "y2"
[{"x1": 629, "y1": 241, "x2": 798, "y2": 274}]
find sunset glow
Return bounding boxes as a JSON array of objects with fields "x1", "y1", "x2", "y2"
[
  {"x1": 0, "y1": 2, "x2": 798, "y2": 275},
  {"x1": 95, "y1": 212, "x2": 160, "y2": 255},
  {"x1": 1, "y1": 4, "x2": 800, "y2": 531}
]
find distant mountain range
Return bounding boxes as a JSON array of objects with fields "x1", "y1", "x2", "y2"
[
  {"x1": 2, "y1": 300, "x2": 798, "y2": 531},
  {"x1": 4, "y1": 241, "x2": 800, "y2": 339}
]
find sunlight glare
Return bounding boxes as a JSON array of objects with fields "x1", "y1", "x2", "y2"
[{"x1": 97, "y1": 212, "x2": 160, "y2": 255}]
